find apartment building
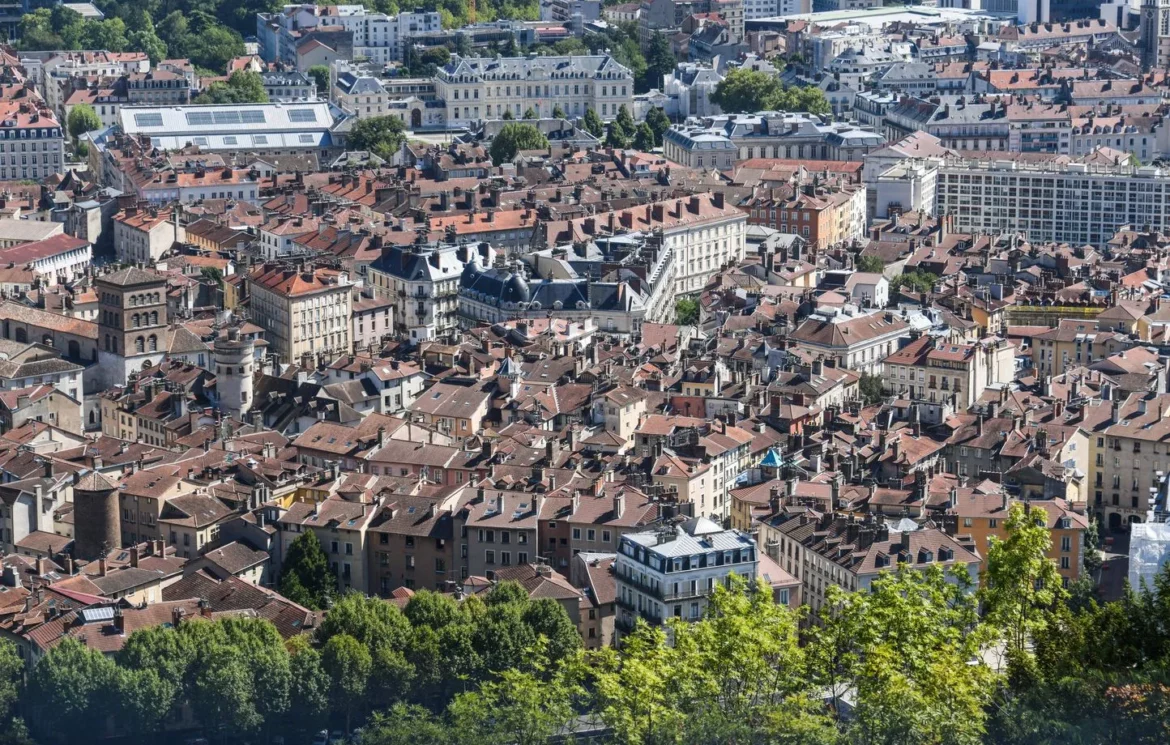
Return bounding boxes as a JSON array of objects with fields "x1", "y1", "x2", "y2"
[
  {"x1": 884, "y1": 97, "x2": 1010, "y2": 152},
  {"x1": 0, "y1": 101, "x2": 65, "y2": 181},
  {"x1": 664, "y1": 112, "x2": 884, "y2": 169},
  {"x1": 789, "y1": 307, "x2": 910, "y2": 375},
  {"x1": 1029, "y1": 320, "x2": 1132, "y2": 377},
  {"x1": 613, "y1": 517, "x2": 757, "y2": 635},
  {"x1": 280, "y1": 495, "x2": 378, "y2": 593},
  {"x1": 367, "y1": 242, "x2": 463, "y2": 343},
  {"x1": 334, "y1": 71, "x2": 389, "y2": 119},
  {"x1": 456, "y1": 488, "x2": 540, "y2": 580},
  {"x1": 883, "y1": 335, "x2": 1015, "y2": 424},
  {"x1": 935, "y1": 156, "x2": 1170, "y2": 247},
  {"x1": 435, "y1": 54, "x2": 634, "y2": 127},
  {"x1": 540, "y1": 193, "x2": 747, "y2": 295},
  {"x1": 258, "y1": 5, "x2": 441, "y2": 65},
  {"x1": 759, "y1": 513, "x2": 980, "y2": 614},
  {"x1": 744, "y1": 183, "x2": 867, "y2": 250},
  {"x1": 1092, "y1": 393, "x2": 1170, "y2": 530},
  {"x1": 945, "y1": 490, "x2": 1088, "y2": 586},
  {"x1": 262, "y1": 71, "x2": 316, "y2": 101},
  {"x1": 112, "y1": 205, "x2": 185, "y2": 264},
  {"x1": 247, "y1": 264, "x2": 353, "y2": 365},
  {"x1": 367, "y1": 494, "x2": 458, "y2": 595},
  {"x1": 125, "y1": 70, "x2": 191, "y2": 105}
]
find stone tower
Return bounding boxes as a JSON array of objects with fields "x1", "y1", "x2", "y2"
[
  {"x1": 95, "y1": 267, "x2": 169, "y2": 388},
  {"x1": 214, "y1": 327, "x2": 256, "y2": 419},
  {"x1": 1141, "y1": 0, "x2": 1170, "y2": 71},
  {"x1": 73, "y1": 470, "x2": 121, "y2": 561}
]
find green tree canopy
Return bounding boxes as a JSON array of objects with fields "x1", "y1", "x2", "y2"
[
  {"x1": 195, "y1": 70, "x2": 269, "y2": 104},
  {"x1": 347, "y1": 115, "x2": 408, "y2": 161},
  {"x1": 856, "y1": 255, "x2": 886, "y2": 273},
  {"x1": 675, "y1": 297, "x2": 699, "y2": 325},
  {"x1": 489, "y1": 122, "x2": 549, "y2": 165},
  {"x1": 645, "y1": 107, "x2": 672, "y2": 145},
  {"x1": 67, "y1": 104, "x2": 101, "y2": 140},
  {"x1": 633, "y1": 122, "x2": 656, "y2": 151},
  {"x1": 712, "y1": 67, "x2": 831, "y2": 115},
  {"x1": 279, "y1": 530, "x2": 334, "y2": 610},
  {"x1": 859, "y1": 373, "x2": 884, "y2": 405},
  {"x1": 582, "y1": 106, "x2": 604, "y2": 137},
  {"x1": 307, "y1": 64, "x2": 330, "y2": 95}
]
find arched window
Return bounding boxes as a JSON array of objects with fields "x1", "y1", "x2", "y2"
[
  {"x1": 148, "y1": 335, "x2": 157, "y2": 352},
  {"x1": 135, "y1": 337, "x2": 144, "y2": 353},
  {"x1": 129, "y1": 295, "x2": 137, "y2": 307},
  {"x1": 150, "y1": 311, "x2": 158, "y2": 325},
  {"x1": 132, "y1": 314, "x2": 140, "y2": 328}
]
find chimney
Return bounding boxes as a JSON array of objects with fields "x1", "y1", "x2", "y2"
[
  {"x1": 613, "y1": 492, "x2": 624, "y2": 519},
  {"x1": 98, "y1": 557, "x2": 108, "y2": 576},
  {"x1": 129, "y1": 546, "x2": 140, "y2": 568},
  {"x1": 113, "y1": 607, "x2": 125, "y2": 635}
]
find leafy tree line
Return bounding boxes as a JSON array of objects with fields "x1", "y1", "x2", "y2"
[
  {"x1": 20, "y1": 505, "x2": 1170, "y2": 745},
  {"x1": 25, "y1": 583, "x2": 580, "y2": 743},
  {"x1": 711, "y1": 67, "x2": 831, "y2": 116}
]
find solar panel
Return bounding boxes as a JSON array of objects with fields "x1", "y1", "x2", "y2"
[
  {"x1": 240, "y1": 110, "x2": 266, "y2": 124},
  {"x1": 192, "y1": 137, "x2": 208, "y2": 146},
  {"x1": 288, "y1": 109, "x2": 317, "y2": 123},
  {"x1": 80, "y1": 607, "x2": 114, "y2": 624},
  {"x1": 133, "y1": 113, "x2": 163, "y2": 127},
  {"x1": 185, "y1": 111, "x2": 214, "y2": 125},
  {"x1": 253, "y1": 135, "x2": 268, "y2": 145},
  {"x1": 223, "y1": 136, "x2": 237, "y2": 145},
  {"x1": 298, "y1": 134, "x2": 315, "y2": 143},
  {"x1": 213, "y1": 110, "x2": 241, "y2": 125}
]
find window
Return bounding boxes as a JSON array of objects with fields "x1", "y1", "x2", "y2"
[
  {"x1": 1060, "y1": 556, "x2": 1070, "y2": 570},
  {"x1": 331, "y1": 540, "x2": 339, "y2": 554},
  {"x1": 501, "y1": 551, "x2": 511, "y2": 566},
  {"x1": 989, "y1": 519, "x2": 998, "y2": 529},
  {"x1": 572, "y1": 528, "x2": 581, "y2": 539},
  {"x1": 485, "y1": 550, "x2": 495, "y2": 565},
  {"x1": 288, "y1": 108, "x2": 318, "y2": 122},
  {"x1": 345, "y1": 542, "x2": 353, "y2": 555}
]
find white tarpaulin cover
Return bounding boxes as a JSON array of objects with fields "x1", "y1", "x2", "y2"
[{"x1": 1128, "y1": 522, "x2": 1170, "y2": 589}]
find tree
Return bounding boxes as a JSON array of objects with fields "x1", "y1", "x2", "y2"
[
  {"x1": 809, "y1": 566, "x2": 994, "y2": 745},
  {"x1": 859, "y1": 373, "x2": 884, "y2": 405},
  {"x1": 675, "y1": 297, "x2": 699, "y2": 325},
  {"x1": 286, "y1": 636, "x2": 330, "y2": 736},
  {"x1": 489, "y1": 122, "x2": 548, "y2": 165},
  {"x1": 315, "y1": 592, "x2": 411, "y2": 654},
  {"x1": 856, "y1": 255, "x2": 885, "y2": 273},
  {"x1": 582, "y1": 107, "x2": 604, "y2": 138},
  {"x1": 26, "y1": 638, "x2": 118, "y2": 743},
  {"x1": 633, "y1": 122, "x2": 656, "y2": 151},
  {"x1": 711, "y1": 67, "x2": 831, "y2": 115},
  {"x1": 982, "y1": 503, "x2": 1068, "y2": 658},
  {"x1": 0, "y1": 641, "x2": 24, "y2": 733},
  {"x1": 894, "y1": 270, "x2": 938, "y2": 295},
  {"x1": 551, "y1": 104, "x2": 566, "y2": 119},
  {"x1": 605, "y1": 119, "x2": 630, "y2": 149},
  {"x1": 711, "y1": 67, "x2": 784, "y2": 113},
  {"x1": 82, "y1": 18, "x2": 129, "y2": 52},
  {"x1": 322, "y1": 633, "x2": 372, "y2": 733},
  {"x1": 308, "y1": 64, "x2": 330, "y2": 95},
  {"x1": 191, "y1": 645, "x2": 264, "y2": 738},
  {"x1": 347, "y1": 115, "x2": 408, "y2": 161},
  {"x1": 644, "y1": 32, "x2": 676, "y2": 90},
  {"x1": 522, "y1": 106, "x2": 538, "y2": 119},
  {"x1": 448, "y1": 667, "x2": 578, "y2": 745},
  {"x1": 67, "y1": 104, "x2": 101, "y2": 140},
  {"x1": 362, "y1": 703, "x2": 451, "y2": 745},
  {"x1": 279, "y1": 530, "x2": 334, "y2": 610},
  {"x1": 501, "y1": 109, "x2": 514, "y2": 120},
  {"x1": 645, "y1": 107, "x2": 671, "y2": 145},
  {"x1": 195, "y1": 70, "x2": 269, "y2": 104}
]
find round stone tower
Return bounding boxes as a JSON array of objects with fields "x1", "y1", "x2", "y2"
[
  {"x1": 73, "y1": 471, "x2": 121, "y2": 561},
  {"x1": 214, "y1": 327, "x2": 255, "y2": 419}
]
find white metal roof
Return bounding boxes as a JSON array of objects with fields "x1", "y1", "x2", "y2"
[{"x1": 120, "y1": 102, "x2": 338, "y2": 136}]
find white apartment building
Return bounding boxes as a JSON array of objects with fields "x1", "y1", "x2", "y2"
[
  {"x1": 334, "y1": 71, "x2": 389, "y2": 120},
  {"x1": 259, "y1": 5, "x2": 441, "y2": 65},
  {"x1": 789, "y1": 307, "x2": 911, "y2": 375},
  {"x1": 935, "y1": 156, "x2": 1170, "y2": 247},
  {"x1": 435, "y1": 55, "x2": 634, "y2": 127},
  {"x1": 540, "y1": 193, "x2": 748, "y2": 296},
  {"x1": 743, "y1": 0, "x2": 809, "y2": 18},
  {"x1": 0, "y1": 101, "x2": 64, "y2": 181},
  {"x1": 247, "y1": 264, "x2": 353, "y2": 365},
  {"x1": 367, "y1": 243, "x2": 464, "y2": 343},
  {"x1": 112, "y1": 206, "x2": 185, "y2": 264},
  {"x1": 614, "y1": 518, "x2": 758, "y2": 635}
]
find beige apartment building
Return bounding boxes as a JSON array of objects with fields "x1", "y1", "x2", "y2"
[
  {"x1": 1088, "y1": 393, "x2": 1170, "y2": 531},
  {"x1": 435, "y1": 54, "x2": 634, "y2": 127},
  {"x1": 247, "y1": 264, "x2": 353, "y2": 365},
  {"x1": 883, "y1": 335, "x2": 1015, "y2": 424}
]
